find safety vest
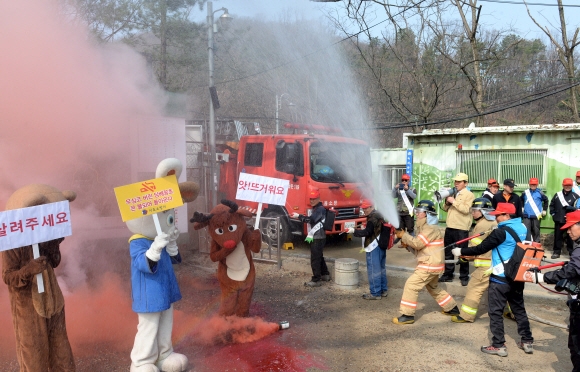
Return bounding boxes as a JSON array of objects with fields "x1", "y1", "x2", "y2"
[{"x1": 416, "y1": 239, "x2": 445, "y2": 273}]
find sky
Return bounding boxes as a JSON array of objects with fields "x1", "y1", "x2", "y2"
[{"x1": 202, "y1": 0, "x2": 580, "y2": 41}]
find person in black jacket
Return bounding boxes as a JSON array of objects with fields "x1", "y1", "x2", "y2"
[
  {"x1": 549, "y1": 178, "x2": 580, "y2": 259},
  {"x1": 532, "y1": 210, "x2": 580, "y2": 370},
  {"x1": 492, "y1": 179, "x2": 523, "y2": 219},
  {"x1": 291, "y1": 187, "x2": 331, "y2": 287}
]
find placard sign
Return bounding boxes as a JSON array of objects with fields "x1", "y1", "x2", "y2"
[
  {"x1": 236, "y1": 173, "x2": 289, "y2": 206},
  {"x1": 114, "y1": 175, "x2": 183, "y2": 222},
  {"x1": 0, "y1": 201, "x2": 72, "y2": 252}
]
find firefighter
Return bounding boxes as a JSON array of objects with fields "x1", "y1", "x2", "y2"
[
  {"x1": 345, "y1": 199, "x2": 387, "y2": 300},
  {"x1": 452, "y1": 203, "x2": 533, "y2": 357},
  {"x1": 392, "y1": 200, "x2": 459, "y2": 325},
  {"x1": 531, "y1": 210, "x2": 580, "y2": 370},
  {"x1": 549, "y1": 178, "x2": 580, "y2": 259},
  {"x1": 291, "y1": 187, "x2": 331, "y2": 287},
  {"x1": 392, "y1": 174, "x2": 416, "y2": 235},
  {"x1": 440, "y1": 172, "x2": 475, "y2": 286},
  {"x1": 492, "y1": 178, "x2": 523, "y2": 218},
  {"x1": 451, "y1": 198, "x2": 497, "y2": 323},
  {"x1": 482, "y1": 178, "x2": 499, "y2": 201},
  {"x1": 521, "y1": 177, "x2": 548, "y2": 243}
]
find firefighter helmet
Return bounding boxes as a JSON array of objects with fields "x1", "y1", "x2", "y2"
[
  {"x1": 414, "y1": 200, "x2": 436, "y2": 215},
  {"x1": 472, "y1": 197, "x2": 495, "y2": 220}
]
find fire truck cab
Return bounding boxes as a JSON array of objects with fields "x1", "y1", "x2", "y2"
[{"x1": 220, "y1": 123, "x2": 372, "y2": 244}]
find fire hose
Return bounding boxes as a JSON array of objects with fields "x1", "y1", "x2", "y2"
[
  {"x1": 439, "y1": 229, "x2": 495, "y2": 263},
  {"x1": 526, "y1": 261, "x2": 569, "y2": 295}
]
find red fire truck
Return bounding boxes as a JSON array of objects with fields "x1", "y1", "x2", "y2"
[{"x1": 219, "y1": 123, "x2": 372, "y2": 244}]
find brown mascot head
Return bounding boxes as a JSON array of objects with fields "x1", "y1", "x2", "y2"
[
  {"x1": 191, "y1": 200, "x2": 253, "y2": 250},
  {"x1": 5, "y1": 184, "x2": 77, "y2": 211}
]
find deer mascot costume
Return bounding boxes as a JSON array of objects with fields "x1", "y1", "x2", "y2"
[
  {"x1": 191, "y1": 200, "x2": 261, "y2": 317},
  {"x1": 126, "y1": 158, "x2": 199, "y2": 372},
  {"x1": 2, "y1": 184, "x2": 77, "y2": 372}
]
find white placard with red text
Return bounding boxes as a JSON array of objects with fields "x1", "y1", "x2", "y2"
[
  {"x1": 236, "y1": 173, "x2": 289, "y2": 206},
  {"x1": 0, "y1": 201, "x2": 72, "y2": 252}
]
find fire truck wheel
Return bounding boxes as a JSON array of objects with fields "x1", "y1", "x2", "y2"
[{"x1": 261, "y1": 211, "x2": 292, "y2": 245}]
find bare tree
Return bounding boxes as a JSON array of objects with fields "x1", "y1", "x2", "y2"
[{"x1": 524, "y1": 0, "x2": 580, "y2": 121}]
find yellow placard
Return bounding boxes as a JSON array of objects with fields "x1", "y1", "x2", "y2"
[{"x1": 114, "y1": 175, "x2": 183, "y2": 222}]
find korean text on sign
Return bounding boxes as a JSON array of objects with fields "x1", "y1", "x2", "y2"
[
  {"x1": 236, "y1": 173, "x2": 289, "y2": 206},
  {"x1": 114, "y1": 175, "x2": 183, "y2": 222},
  {"x1": 0, "y1": 201, "x2": 72, "y2": 252}
]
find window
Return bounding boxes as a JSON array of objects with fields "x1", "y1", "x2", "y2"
[
  {"x1": 275, "y1": 141, "x2": 304, "y2": 176},
  {"x1": 244, "y1": 143, "x2": 264, "y2": 167},
  {"x1": 457, "y1": 149, "x2": 547, "y2": 189},
  {"x1": 379, "y1": 166, "x2": 407, "y2": 192}
]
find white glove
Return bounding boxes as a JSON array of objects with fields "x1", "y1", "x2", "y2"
[
  {"x1": 166, "y1": 227, "x2": 180, "y2": 256},
  {"x1": 451, "y1": 247, "x2": 462, "y2": 257},
  {"x1": 531, "y1": 272, "x2": 544, "y2": 284},
  {"x1": 541, "y1": 210, "x2": 547, "y2": 217},
  {"x1": 345, "y1": 227, "x2": 354, "y2": 234},
  {"x1": 291, "y1": 213, "x2": 300, "y2": 219},
  {"x1": 146, "y1": 232, "x2": 169, "y2": 262}
]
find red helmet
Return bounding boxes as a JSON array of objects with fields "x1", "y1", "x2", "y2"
[
  {"x1": 563, "y1": 178, "x2": 574, "y2": 186},
  {"x1": 308, "y1": 186, "x2": 320, "y2": 199},
  {"x1": 529, "y1": 178, "x2": 539, "y2": 185},
  {"x1": 402, "y1": 174, "x2": 410, "y2": 180}
]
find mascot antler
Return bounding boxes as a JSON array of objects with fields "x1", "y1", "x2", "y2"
[
  {"x1": 190, "y1": 211, "x2": 213, "y2": 224},
  {"x1": 221, "y1": 199, "x2": 238, "y2": 213}
]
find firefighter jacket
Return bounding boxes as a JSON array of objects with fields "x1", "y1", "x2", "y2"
[
  {"x1": 492, "y1": 191, "x2": 523, "y2": 218},
  {"x1": 392, "y1": 186, "x2": 417, "y2": 215},
  {"x1": 521, "y1": 188, "x2": 548, "y2": 219},
  {"x1": 544, "y1": 238, "x2": 580, "y2": 284},
  {"x1": 549, "y1": 190, "x2": 580, "y2": 223},
  {"x1": 468, "y1": 217, "x2": 497, "y2": 267},
  {"x1": 299, "y1": 202, "x2": 327, "y2": 239},
  {"x1": 442, "y1": 188, "x2": 474, "y2": 231},
  {"x1": 461, "y1": 217, "x2": 527, "y2": 283},
  {"x1": 353, "y1": 209, "x2": 384, "y2": 248},
  {"x1": 401, "y1": 218, "x2": 444, "y2": 273}
]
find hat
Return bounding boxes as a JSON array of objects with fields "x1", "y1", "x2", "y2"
[
  {"x1": 487, "y1": 178, "x2": 497, "y2": 185},
  {"x1": 308, "y1": 186, "x2": 320, "y2": 199},
  {"x1": 561, "y1": 210, "x2": 580, "y2": 230},
  {"x1": 401, "y1": 174, "x2": 410, "y2": 180},
  {"x1": 529, "y1": 177, "x2": 539, "y2": 185},
  {"x1": 490, "y1": 181, "x2": 500, "y2": 187},
  {"x1": 563, "y1": 178, "x2": 574, "y2": 186},
  {"x1": 360, "y1": 199, "x2": 373, "y2": 209},
  {"x1": 488, "y1": 202, "x2": 516, "y2": 216},
  {"x1": 452, "y1": 173, "x2": 469, "y2": 182},
  {"x1": 576, "y1": 170, "x2": 580, "y2": 177},
  {"x1": 503, "y1": 178, "x2": 516, "y2": 188}
]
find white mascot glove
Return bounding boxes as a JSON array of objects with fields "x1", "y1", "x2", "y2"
[
  {"x1": 451, "y1": 247, "x2": 462, "y2": 257},
  {"x1": 345, "y1": 227, "x2": 354, "y2": 234},
  {"x1": 166, "y1": 227, "x2": 180, "y2": 256},
  {"x1": 541, "y1": 210, "x2": 547, "y2": 217},
  {"x1": 291, "y1": 213, "x2": 300, "y2": 219},
  {"x1": 532, "y1": 272, "x2": 544, "y2": 284},
  {"x1": 146, "y1": 232, "x2": 169, "y2": 262}
]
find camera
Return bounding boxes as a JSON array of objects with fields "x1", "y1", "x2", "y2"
[
  {"x1": 555, "y1": 278, "x2": 580, "y2": 295},
  {"x1": 399, "y1": 183, "x2": 405, "y2": 190}
]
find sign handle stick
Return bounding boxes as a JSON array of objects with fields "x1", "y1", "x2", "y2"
[
  {"x1": 152, "y1": 214, "x2": 163, "y2": 236},
  {"x1": 32, "y1": 243, "x2": 44, "y2": 294},
  {"x1": 254, "y1": 202, "x2": 263, "y2": 230}
]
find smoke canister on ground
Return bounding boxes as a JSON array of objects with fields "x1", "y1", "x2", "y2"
[{"x1": 279, "y1": 321, "x2": 289, "y2": 330}]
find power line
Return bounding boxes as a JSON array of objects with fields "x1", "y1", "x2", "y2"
[
  {"x1": 478, "y1": 0, "x2": 580, "y2": 7},
  {"x1": 360, "y1": 81, "x2": 580, "y2": 129}
]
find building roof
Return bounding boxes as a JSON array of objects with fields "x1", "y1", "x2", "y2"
[{"x1": 405, "y1": 123, "x2": 580, "y2": 137}]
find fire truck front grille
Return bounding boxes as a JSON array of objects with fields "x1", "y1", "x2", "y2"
[{"x1": 334, "y1": 207, "x2": 360, "y2": 220}]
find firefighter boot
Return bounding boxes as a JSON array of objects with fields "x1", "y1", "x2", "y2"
[
  {"x1": 451, "y1": 315, "x2": 469, "y2": 323},
  {"x1": 392, "y1": 315, "x2": 415, "y2": 325},
  {"x1": 442, "y1": 306, "x2": 460, "y2": 316}
]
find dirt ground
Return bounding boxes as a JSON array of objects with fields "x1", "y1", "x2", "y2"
[{"x1": 0, "y1": 237, "x2": 574, "y2": 372}]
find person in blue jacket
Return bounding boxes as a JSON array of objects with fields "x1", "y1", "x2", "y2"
[
  {"x1": 452, "y1": 203, "x2": 533, "y2": 357},
  {"x1": 520, "y1": 177, "x2": 548, "y2": 242}
]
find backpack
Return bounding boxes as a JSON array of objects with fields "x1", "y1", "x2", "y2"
[
  {"x1": 322, "y1": 208, "x2": 337, "y2": 231},
  {"x1": 496, "y1": 226, "x2": 544, "y2": 282},
  {"x1": 377, "y1": 221, "x2": 396, "y2": 250}
]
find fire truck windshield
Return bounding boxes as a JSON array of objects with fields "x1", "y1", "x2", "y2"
[{"x1": 309, "y1": 141, "x2": 371, "y2": 184}]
